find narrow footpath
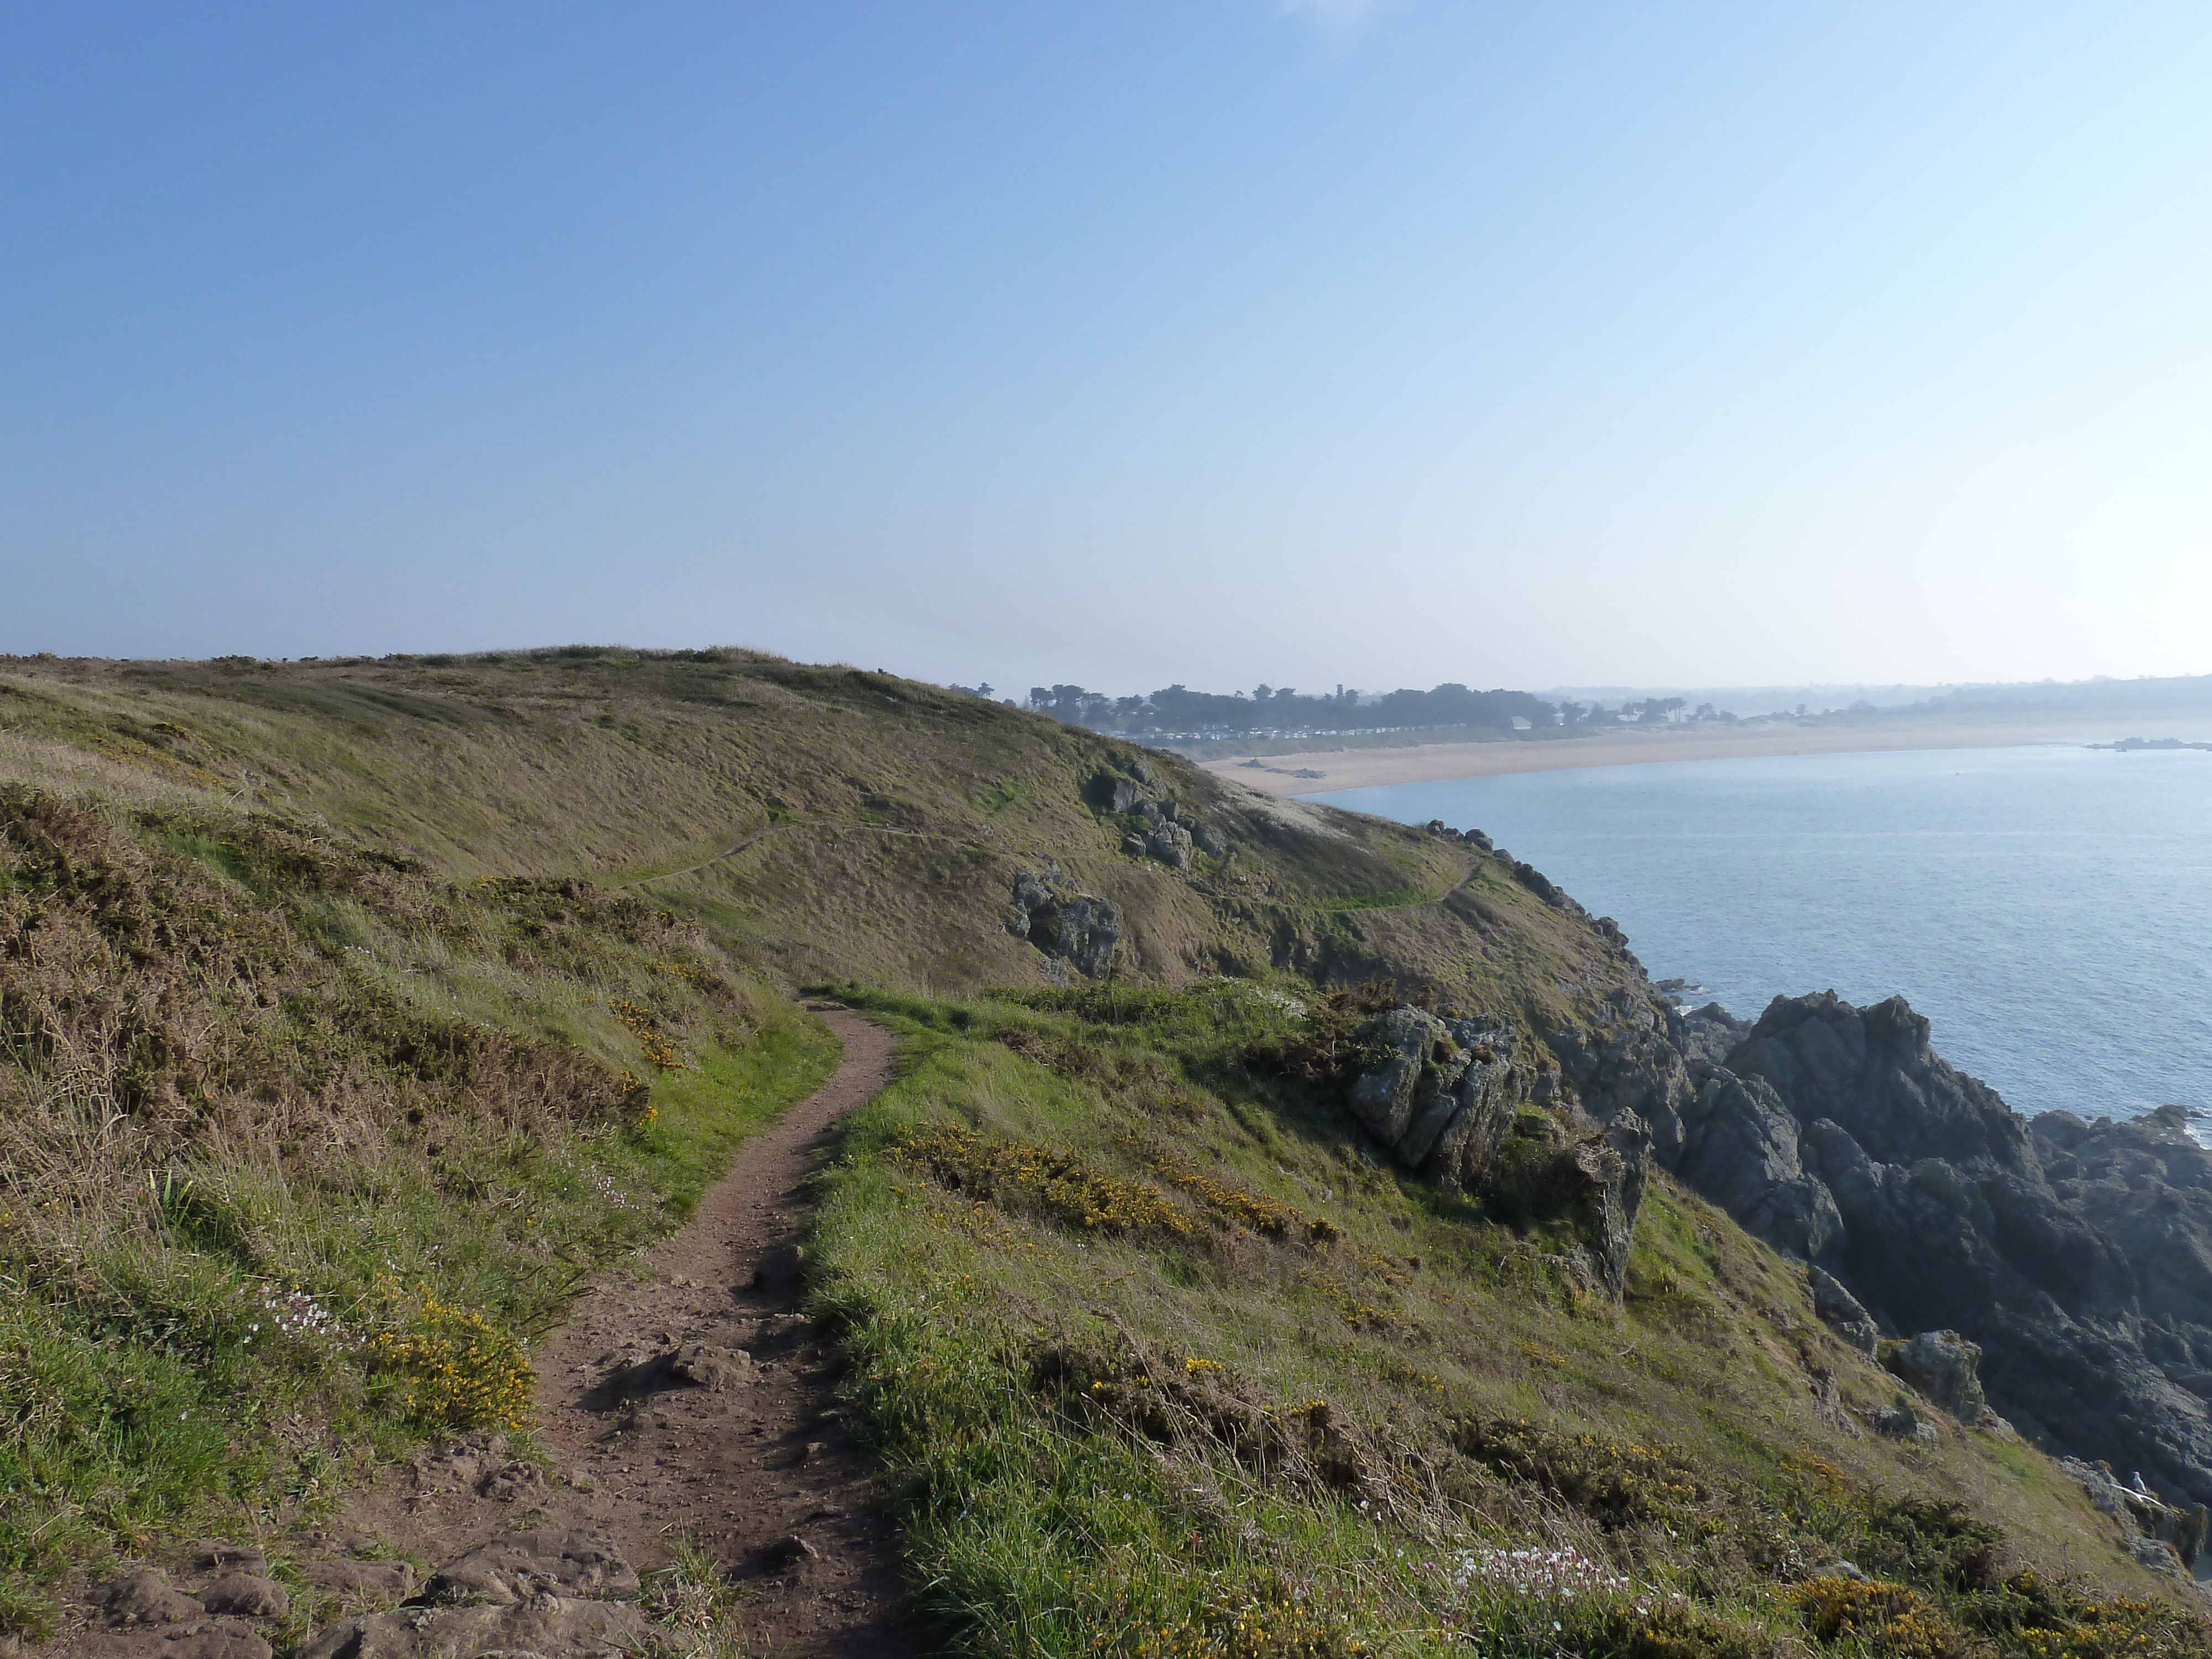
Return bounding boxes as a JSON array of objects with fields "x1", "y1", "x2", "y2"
[{"x1": 332, "y1": 1005, "x2": 913, "y2": 1658}]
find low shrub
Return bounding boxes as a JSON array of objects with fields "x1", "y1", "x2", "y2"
[
  {"x1": 1792, "y1": 1575, "x2": 1966, "y2": 1658},
  {"x1": 1450, "y1": 1416, "x2": 1710, "y2": 1530},
  {"x1": 897, "y1": 1125, "x2": 1192, "y2": 1238},
  {"x1": 368, "y1": 1293, "x2": 534, "y2": 1432}
]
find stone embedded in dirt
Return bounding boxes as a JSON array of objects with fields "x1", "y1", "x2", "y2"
[
  {"x1": 196, "y1": 1545, "x2": 272, "y2": 1578},
  {"x1": 300, "y1": 1559, "x2": 416, "y2": 1599},
  {"x1": 421, "y1": 1528, "x2": 640, "y2": 1608},
  {"x1": 664, "y1": 1342, "x2": 754, "y2": 1390},
  {"x1": 749, "y1": 1243, "x2": 804, "y2": 1292},
  {"x1": 197, "y1": 1574, "x2": 292, "y2": 1619},
  {"x1": 301, "y1": 1595, "x2": 654, "y2": 1659},
  {"x1": 759, "y1": 1533, "x2": 819, "y2": 1570},
  {"x1": 164, "y1": 1620, "x2": 276, "y2": 1659},
  {"x1": 409, "y1": 1451, "x2": 484, "y2": 1494},
  {"x1": 105, "y1": 1568, "x2": 204, "y2": 1626},
  {"x1": 477, "y1": 1459, "x2": 551, "y2": 1502},
  {"x1": 408, "y1": 1431, "x2": 514, "y2": 1495}
]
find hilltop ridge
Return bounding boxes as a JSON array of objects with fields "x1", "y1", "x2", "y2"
[{"x1": 0, "y1": 647, "x2": 1650, "y2": 1026}]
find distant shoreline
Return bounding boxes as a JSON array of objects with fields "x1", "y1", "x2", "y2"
[{"x1": 1198, "y1": 714, "x2": 2212, "y2": 799}]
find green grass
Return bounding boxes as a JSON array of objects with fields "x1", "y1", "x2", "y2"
[
  {"x1": 0, "y1": 787, "x2": 838, "y2": 1631},
  {"x1": 641, "y1": 1020, "x2": 843, "y2": 1222},
  {"x1": 1311, "y1": 889, "x2": 1438, "y2": 914},
  {"x1": 804, "y1": 985, "x2": 2207, "y2": 1659}
]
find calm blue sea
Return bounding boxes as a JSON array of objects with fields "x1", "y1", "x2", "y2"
[{"x1": 1311, "y1": 745, "x2": 2212, "y2": 1126}]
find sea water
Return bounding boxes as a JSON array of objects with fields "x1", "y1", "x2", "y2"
[{"x1": 1309, "y1": 745, "x2": 2212, "y2": 1126}]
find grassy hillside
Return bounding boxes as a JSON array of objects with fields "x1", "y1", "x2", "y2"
[
  {"x1": 813, "y1": 984, "x2": 2206, "y2": 1659},
  {"x1": 0, "y1": 783, "x2": 838, "y2": 1630},
  {"x1": 0, "y1": 647, "x2": 2198, "y2": 1655},
  {"x1": 0, "y1": 649, "x2": 1643, "y2": 1025}
]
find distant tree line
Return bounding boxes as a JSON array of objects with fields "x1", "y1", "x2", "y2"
[
  {"x1": 989, "y1": 681, "x2": 1533, "y2": 735},
  {"x1": 946, "y1": 678, "x2": 1756, "y2": 735}
]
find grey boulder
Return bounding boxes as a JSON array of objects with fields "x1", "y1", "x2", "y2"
[
  {"x1": 303, "y1": 1596, "x2": 654, "y2": 1659},
  {"x1": 1886, "y1": 1329, "x2": 1987, "y2": 1421},
  {"x1": 421, "y1": 1528, "x2": 639, "y2": 1608}
]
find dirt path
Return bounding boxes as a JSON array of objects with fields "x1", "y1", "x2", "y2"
[{"x1": 340, "y1": 1005, "x2": 913, "y2": 1658}]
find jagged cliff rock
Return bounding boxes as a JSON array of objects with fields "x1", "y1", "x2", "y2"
[
  {"x1": 1885, "y1": 1329, "x2": 1989, "y2": 1422},
  {"x1": 1347, "y1": 1007, "x2": 1529, "y2": 1185},
  {"x1": 1008, "y1": 868, "x2": 1123, "y2": 978},
  {"x1": 1347, "y1": 1006, "x2": 1648, "y2": 1294},
  {"x1": 1546, "y1": 984, "x2": 2212, "y2": 1513}
]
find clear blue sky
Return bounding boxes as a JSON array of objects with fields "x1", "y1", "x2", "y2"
[{"x1": 6, "y1": 2, "x2": 2209, "y2": 695}]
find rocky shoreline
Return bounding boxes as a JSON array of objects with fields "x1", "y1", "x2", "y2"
[{"x1": 1335, "y1": 834, "x2": 2212, "y2": 1575}]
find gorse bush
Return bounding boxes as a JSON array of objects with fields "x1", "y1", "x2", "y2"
[
  {"x1": 369, "y1": 1292, "x2": 535, "y2": 1432},
  {"x1": 1791, "y1": 1575, "x2": 1979, "y2": 1658},
  {"x1": 1448, "y1": 1417, "x2": 1710, "y2": 1532},
  {"x1": 1140, "y1": 1145, "x2": 1343, "y2": 1243},
  {"x1": 898, "y1": 1125, "x2": 1193, "y2": 1238}
]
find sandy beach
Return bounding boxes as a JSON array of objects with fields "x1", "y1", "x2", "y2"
[{"x1": 1199, "y1": 714, "x2": 2212, "y2": 798}]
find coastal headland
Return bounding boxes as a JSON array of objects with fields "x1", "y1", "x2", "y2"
[
  {"x1": 1202, "y1": 712, "x2": 2212, "y2": 797},
  {"x1": 7, "y1": 649, "x2": 2212, "y2": 1650}
]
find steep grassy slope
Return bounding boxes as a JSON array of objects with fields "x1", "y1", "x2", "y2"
[
  {"x1": 0, "y1": 650, "x2": 1640, "y2": 1026},
  {"x1": 812, "y1": 984, "x2": 2206, "y2": 1658}
]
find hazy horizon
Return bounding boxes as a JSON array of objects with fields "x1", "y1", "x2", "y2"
[{"x1": 8, "y1": 4, "x2": 2211, "y2": 693}]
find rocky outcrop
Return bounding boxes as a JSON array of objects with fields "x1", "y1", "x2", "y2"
[
  {"x1": 1146, "y1": 821, "x2": 1194, "y2": 870},
  {"x1": 1548, "y1": 1008, "x2": 1696, "y2": 1162},
  {"x1": 1674, "y1": 1071, "x2": 1842, "y2": 1262},
  {"x1": 1885, "y1": 1329, "x2": 1987, "y2": 1421},
  {"x1": 1507, "y1": 859, "x2": 1575, "y2": 912},
  {"x1": 1009, "y1": 867, "x2": 1122, "y2": 978},
  {"x1": 2031, "y1": 1105, "x2": 2212, "y2": 1349},
  {"x1": 2059, "y1": 1458, "x2": 2211, "y2": 1573},
  {"x1": 1089, "y1": 765, "x2": 1229, "y2": 867},
  {"x1": 1550, "y1": 983, "x2": 2212, "y2": 1522},
  {"x1": 1347, "y1": 1005, "x2": 1648, "y2": 1294},
  {"x1": 1810, "y1": 1266, "x2": 1878, "y2": 1354},
  {"x1": 1347, "y1": 1006, "x2": 1530, "y2": 1187}
]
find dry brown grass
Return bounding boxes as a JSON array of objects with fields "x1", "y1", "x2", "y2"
[{"x1": 0, "y1": 649, "x2": 1646, "y2": 1031}]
